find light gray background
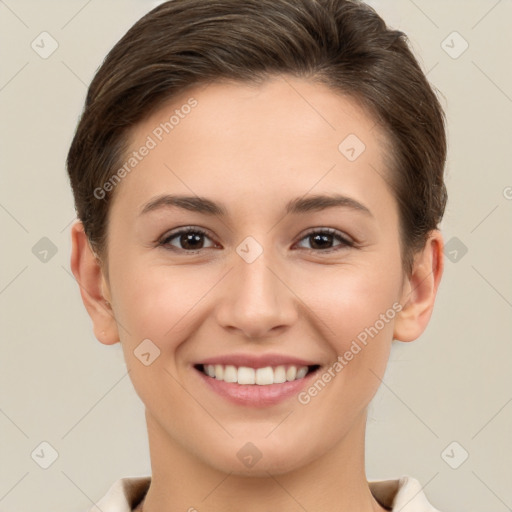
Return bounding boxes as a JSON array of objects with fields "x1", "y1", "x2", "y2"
[{"x1": 1, "y1": 1, "x2": 511, "y2": 511}]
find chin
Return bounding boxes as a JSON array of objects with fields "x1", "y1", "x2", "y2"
[{"x1": 200, "y1": 437, "x2": 317, "y2": 477}]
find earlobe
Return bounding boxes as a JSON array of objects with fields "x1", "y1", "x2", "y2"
[
  {"x1": 70, "y1": 221, "x2": 120, "y2": 345},
  {"x1": 393, "y1": 230, "x2": 444, "y2": 342}
]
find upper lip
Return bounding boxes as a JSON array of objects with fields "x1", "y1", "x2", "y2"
[{"x1": 195, "y1": 353, "x2": 321, "y2": 369}]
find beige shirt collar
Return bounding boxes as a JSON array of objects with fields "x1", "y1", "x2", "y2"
[{"x1": 88, "y1": 475, "x2": 441, "y2": 512}]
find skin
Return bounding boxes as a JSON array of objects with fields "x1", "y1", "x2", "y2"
[{"x1": 71, "y1": 75, "x2": 443, "y2": 512}]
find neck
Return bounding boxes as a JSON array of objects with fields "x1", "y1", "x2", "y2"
[{"x1": 141, "y1": 410, "x2": 387, "y2": 512}]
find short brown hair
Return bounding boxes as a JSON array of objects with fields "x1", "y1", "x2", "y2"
[{"x1": 66, "y1": 0, "x2": 447, "y2": 276}]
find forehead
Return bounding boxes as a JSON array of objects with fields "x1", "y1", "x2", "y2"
[
  {"x1": 138, "y1": 76, "x2": 385, "y2": 151},
  {"x1": 112, "y1": 75, "x2": 395, "y2": 220}
]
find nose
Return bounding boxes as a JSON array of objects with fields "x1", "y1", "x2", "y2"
[{"x1": 214, "y1": 248, "x2": 298, "y2": 339}]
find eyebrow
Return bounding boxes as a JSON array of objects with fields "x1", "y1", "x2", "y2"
[{"x1": 139, "y1": 193, "x2": 373, "y2": 218}]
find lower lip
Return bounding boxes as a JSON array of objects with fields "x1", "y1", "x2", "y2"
[{"x1": 194, "y1": 366, "x2": 320, "y2": 407}]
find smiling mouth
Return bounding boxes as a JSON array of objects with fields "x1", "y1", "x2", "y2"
[{"x1": 194, "y1": 363, "x2": 321, "y2": 386}]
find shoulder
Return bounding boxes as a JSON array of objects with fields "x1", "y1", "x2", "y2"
[
  {"x1": 86, "y1": 476, "x2": 151, "y2": 512},
  {"x1": 369, "y1": 475, "x2": 443, "y2": 512}
]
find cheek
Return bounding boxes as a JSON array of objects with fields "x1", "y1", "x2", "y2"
[
  {"x1": 109, "y1": 261, "x2": 204, "y2": 405},
  {"x1": 301, "y1": 260, "x2": 401, "y2": 348},
  {"x1": 294, "y1": 256, "x2": 401, "y2": 408},
  {"x1": 111, "y1": 259, "x2": 218, "y2": 345},
  {"x1": 294, "y1": 267, "x2": 398, "y2": 425}
]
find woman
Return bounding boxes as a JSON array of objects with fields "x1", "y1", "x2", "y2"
[{"x1": 67, "y1": 0, "x2": 447, "y2": 510}]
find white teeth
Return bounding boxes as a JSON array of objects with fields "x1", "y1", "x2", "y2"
[
  {"x1": 286, "y1": 366, "x2": 297, "y2": 381},
  {"x1": 201, "y1": 364, "x2": 312, "y2": 385},
  {"x1": 223, "y1": 365, "x2": 237, "y2": 383},
  {"x1": 237, "y1": 366, "x2": 255, "y2": 384},
  {"x1": 214, "y1": 364, "x2": 224, "y2": 380},
  {"x1": 296, "y1": 366, "x2": 308, "y2": 379},
  {"x1": 255, "y1": 366, "x2": 274, "y2": 385},
  {"x1": 273, "y1": 365, "x2": 287, "y2": 383}
]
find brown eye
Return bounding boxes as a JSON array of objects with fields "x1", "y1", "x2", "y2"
[
  {"x1": 296, "y1": 229, "x2": 353, "y2": 252},
  {"x1": 160, "y1": 227, "x2": 217, "y2": 252}
]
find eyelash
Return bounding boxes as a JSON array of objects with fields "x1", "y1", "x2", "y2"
[{"x1": 157, "y1": 226, "x2": 355, "y2": 254}]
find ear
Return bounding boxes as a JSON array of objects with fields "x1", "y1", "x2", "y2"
[
  {"x1": 393, "y1": 230, "x2": 444, "y2": 342},
  {"x1": 70, "y1": 221, "x2": 120, "y2": 345}
]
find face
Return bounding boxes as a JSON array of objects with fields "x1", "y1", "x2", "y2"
[{"x1": 95, "y1": 76, "x2": 411, "y2": 475}]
